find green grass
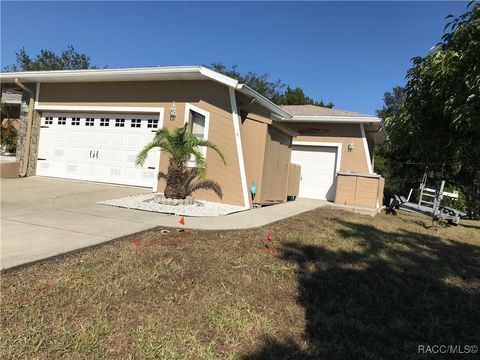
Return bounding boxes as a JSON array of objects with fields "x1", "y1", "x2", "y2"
[{"x1": 1, "y1": 208, "x2": 479, "y2": 359}]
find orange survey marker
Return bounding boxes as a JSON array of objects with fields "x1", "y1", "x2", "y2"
[{"x1": 264, "y1": 230, "x2": 275, "y2": 253}]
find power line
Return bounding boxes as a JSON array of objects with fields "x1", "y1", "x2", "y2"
[{"x1": 381, "y1": 161, "x2": 447, "y2": 166}]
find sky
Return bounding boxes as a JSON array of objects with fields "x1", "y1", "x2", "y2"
[{"x1": 0, "y1": 1, "x2": 470, "y2": 115}]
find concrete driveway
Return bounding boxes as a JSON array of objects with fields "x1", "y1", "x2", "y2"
[
  {"x1": 1, "y1": 177, "x2": 162, "y2": 270},
  {"x1": 1, "y1": 177, "x2": 326, "y2": 270}
]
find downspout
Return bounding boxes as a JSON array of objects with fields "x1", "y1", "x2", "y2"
[{"x1": 15, "y1": 78, "x2": 35, "y2": 177}]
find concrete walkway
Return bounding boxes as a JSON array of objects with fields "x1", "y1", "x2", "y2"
[{"x1": 1, "y1": 177, "x2": 326, "y2": 270}]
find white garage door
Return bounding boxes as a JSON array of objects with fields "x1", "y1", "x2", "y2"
[
  {"x1": 291, "y1": 145, "x2": 338, "y2": 201},
  {"x1": 36, "y1": 112, "x2": 161, "y2": 188}
]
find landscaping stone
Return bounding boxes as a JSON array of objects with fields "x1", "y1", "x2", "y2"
[
  {"x1": 98, "y1": 193, "x2": 245, "y2": 217},
  {"x1": 155, "y1": 194, "x2": 194, "y2": 206}
]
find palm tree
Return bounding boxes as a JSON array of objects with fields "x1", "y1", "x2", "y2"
[{"x1": 136, "y1": 123, "x2": 226, "y2": 200}]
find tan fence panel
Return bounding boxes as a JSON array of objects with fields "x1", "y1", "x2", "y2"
[
  {"x1": 287, "y1": 163, "x2": 301, "y2": 198},
  {"x1": 334, "y1": 172, "x2": 384, "y2": 209}
]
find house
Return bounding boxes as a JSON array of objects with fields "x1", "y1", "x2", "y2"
[
  {"x1": 281, "y1": 104, "x2": 385, "y2": 207},
  {"x1": 0, "y1": 66, "x2": 385, "y2": 209}
]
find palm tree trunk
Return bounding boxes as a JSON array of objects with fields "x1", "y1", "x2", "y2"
[{"x1": 164, "y1": 159, "x2": 186, "y2": 199}]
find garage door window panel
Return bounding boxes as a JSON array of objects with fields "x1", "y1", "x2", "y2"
[
  {"x1": 147, "y1": 119, "x2": 159, "y2": 129},
  {"x1": 131, "y1": 119, "x2": 141, "y2": 128}
]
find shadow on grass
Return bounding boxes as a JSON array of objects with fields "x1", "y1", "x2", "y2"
[
  {"x1": 460, "y1": 222, "x2": 480, "y2": 230},
  {"x1": 242, "y1": 220, "x2": 480, "y2": 360}
]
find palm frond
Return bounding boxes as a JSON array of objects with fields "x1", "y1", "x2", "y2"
[
  {"x1": 136, "y1": 139, "x2": 176, "y2": 166},
  {"x1": 191, "y1": 148, "x2": 207, "y2": 178},
  {"x1": 196, "y1": 139, "x2": 226, "y2": 165},
  {"x1": 136, "y1": 122, "x2": 226, "y2": 187},
  {"x1": 187, "y1": 179, "x2": 223, "y2": 199},
  {"x1": 135, "y1": 141, "x2": 159, "y2": 166},
  {"x1": 152, "y1": 127, "x2": 173, "y2": 142}
]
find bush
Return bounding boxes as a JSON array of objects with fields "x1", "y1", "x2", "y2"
[{"x1": 0, "y1": 126, "x2": 18, "y2": 153}]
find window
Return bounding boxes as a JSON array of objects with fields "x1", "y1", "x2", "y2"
[
  {"x1": 131, "y1": 119, "x2": 141, "y2": 128},
  {"x1": 45, "y1": 116, "x2": 53, "y2": 125},
  {"x1": 147, "y1": 119, "x2": 159, "y2": 129},
  {"x1": 71, "y1": 117, "x2": 80, "y2": 126},
  {"x1": 86, "y1": 118, "x2": 95, "y2": 126},
  {"x1": 100, "y1": 118, "x2": 110, "y2": 127},
  {"x1": 185, "y1": 108, "x2": 208, "y2": 167},
  {"x1": 115, "y1": 118, "x2": 125, "y2": 127},
  {"x1": 57, "y1": 117, "x2": 66, "y2": 125},
  {"x1": 188, "y1": 111, "x2": 206, "y2": 140}
]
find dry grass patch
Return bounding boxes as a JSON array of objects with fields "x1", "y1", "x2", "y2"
[{"x1": 1, "y1": 208, "x2": 479, "y2": 359}]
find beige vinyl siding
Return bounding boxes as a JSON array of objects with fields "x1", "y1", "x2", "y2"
[
  {"x1": 239, "y1": 111, "x2": 293, "y2": 205},
  {"x1": 37, "y1": 80, "x2": 244, "y2": 206},
  {"x1": 39, "y1": 80, "x2": 232, "y2": 113},
  {"x1": 260, "y1": 126, "x2": 291, "y2": 203},
  {"x1": 287, "y1": 122, "x2": 369, "y2": 173},
  {"x1": 239, "y1": 116, "x2": 267, "y2": 207}
]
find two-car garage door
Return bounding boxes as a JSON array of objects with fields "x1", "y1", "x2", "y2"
[
  {"x1": 290, "y1": 145, "x2": 338, "y2": 201},
  {"x1": 36, "y1": 112, "x2": 161, "y2": 188}
]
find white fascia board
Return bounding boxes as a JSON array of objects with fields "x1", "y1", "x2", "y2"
[
  {"x1": 0, "y1": 66, "x2": 240, "y2": 88},
  {"x1": 0, "y1": 66, "x2": 200, "y2": 80},
  {"x1": 235, "y1": 84, "x2": 292, "y2": 119},
  {"x1": 285, "y1": 115, "x2": 382, "y2": 123},
  {"x1": 229, "y1": 87, "x2": 250, "y2": 209},
  {"x1": 199, "y1": 66, "x2": 239, "y2": 88},
  {"x1": 360, "y1": 123, "x2": 374, "y2": 174}
]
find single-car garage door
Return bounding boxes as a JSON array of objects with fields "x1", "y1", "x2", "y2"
[
  {"x1": 36, "y1": 112, "x2": 161, "y2": 188},
  {"x1": 290, "y1": 145, "x2": 338, "y2": 200}
]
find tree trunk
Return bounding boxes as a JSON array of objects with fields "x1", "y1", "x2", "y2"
[{"x1": 164, "y1": 159, "x2": 186, "y2": 199}]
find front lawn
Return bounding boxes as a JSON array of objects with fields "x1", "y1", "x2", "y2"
[{"x1": 1, "y1": 209, "x2": 479, "y2": 359}]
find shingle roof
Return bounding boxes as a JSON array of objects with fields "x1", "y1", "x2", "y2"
[{"x1": 280, "y1": 104, "x2": 373, "y2": 118}]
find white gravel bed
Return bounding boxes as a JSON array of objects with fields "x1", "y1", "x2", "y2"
[{"x1": 98, "y1": 193, "x2": 245, "y2": 217}]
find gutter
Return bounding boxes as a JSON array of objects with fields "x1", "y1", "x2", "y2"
[
  {"x1": 284, "y1": 116, "x2": 382, "y2": 124},
  {"x1": 1, "y1": 65, "x2": 204, "y2": 82},
  {"x1": 14, "y1": 78, "x2": 35, "y2": 177},
  {"x1": 1, "y1": 66, "x2": 241, "y2": 89},
  {"x1": 235, "y1": 84, "x2": 292, "y2": 120}
]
